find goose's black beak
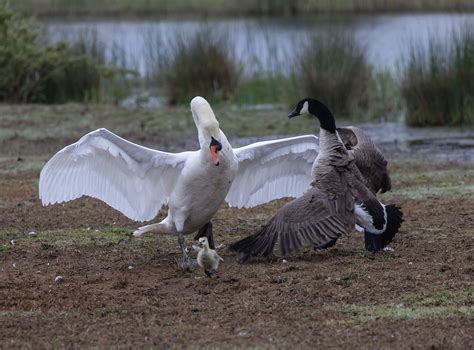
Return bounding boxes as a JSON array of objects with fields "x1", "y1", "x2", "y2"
[{"x1": 288, "y1": 109, "x2": 300, "y2": 119}]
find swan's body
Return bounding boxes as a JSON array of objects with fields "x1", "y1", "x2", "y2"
[
  {"x1": 136, "y1": 128, "x2": 238, "y2": 236},
  {"x1": 39, "y1": 96, "x2": 319, "y2": 267}
]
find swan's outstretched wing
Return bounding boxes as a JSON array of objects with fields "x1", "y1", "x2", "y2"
[
  {"x1": 39, "y1": 128, "x2": 189, "y2": 221},
  {"x1": 338, "y1": 126, "x2": 391, "y2": 194},
  {"x1": 226, "y1": 135, "x2": 319, "y2": 208},
  {"x1": 230, "y1": 188, "x2": 355, "y2": 260}
]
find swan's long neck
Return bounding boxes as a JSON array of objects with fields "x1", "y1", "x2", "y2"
[{"x1": 191, "y1": 98, "x2": 220, "y2": 149}]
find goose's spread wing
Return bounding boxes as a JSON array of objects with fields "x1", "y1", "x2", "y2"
[
  {"x1": 39, "y1": 128, "x2": 189, "y2": 221},
  {"x1": 226, "y1": 135, "x2": 319, "y2": 208},
  {"x1": 338, "y1": 126, "x2": 391, "y2": 194},
  {"x1": 230, "y1": 188, "x2": 355, "y2": 259}
]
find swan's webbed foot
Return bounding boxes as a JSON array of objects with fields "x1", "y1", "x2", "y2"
[
  {"x1": 178, "y1": 232, "x2": 197, "y2": 271},
  {"x1": 204, "y1": 269, "x2": 216, "y2": 278},
  {"x1": 181, "y1": 254, "x2": 197, "y2": 271}
]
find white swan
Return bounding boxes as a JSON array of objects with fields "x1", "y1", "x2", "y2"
[{"x1": 39, "y1": 96, "x2": 319, "y2": 268}]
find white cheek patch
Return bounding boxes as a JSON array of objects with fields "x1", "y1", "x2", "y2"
[{"x1": 300, "y1": 101, "x2": 309, "y2": 114}]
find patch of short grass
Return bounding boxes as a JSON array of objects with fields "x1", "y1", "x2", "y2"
[
  {"x1": 329, "y1": 303, "x2": 473, "y2": 322},
  {"x1": 0, "y1": 157, "x2": 45, "y2": 175},
  {"x1": 401, "y1": 291, "x2": 473, "y2": 308},
  {"x1": 0, "y1": 103, "x2": 323, "y2": 144},
  {"x1": 232, "y1": 75, "x2": 287, "y2": 106},
  {"x1": 0, "y1": 310, "x2": 38, "y2": 317},
  {"x1": 0, "y1": 227, "x2": 134, "y2": 249},
  {"x1": 386, "y1": 184, "x2": 474, "y2": 199}
]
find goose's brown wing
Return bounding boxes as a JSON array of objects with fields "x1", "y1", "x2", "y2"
[
  {"x1": 229, "y1": 187, "x2": 355, "y2": 260},
  {"x1": 337, "y1": 126, "x2": 391, "y2": 194}
]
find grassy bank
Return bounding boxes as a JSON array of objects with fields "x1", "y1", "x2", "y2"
[{"x1": 9, "y1": 0, "x2": 474, "y2": 18}]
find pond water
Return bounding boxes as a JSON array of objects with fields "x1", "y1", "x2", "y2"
[{"x1": 44, "y1": 13, "x2": 474, "y2": 76}]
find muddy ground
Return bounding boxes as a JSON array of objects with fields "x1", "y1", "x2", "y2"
[{"x1": 0, "y1": 105, "x2": 473, "y2": 349}]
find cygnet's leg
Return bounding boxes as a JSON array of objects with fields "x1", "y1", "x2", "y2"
[
  {"x1": 194, "y1": 222, "x2": 215, "y2": 249},
  {"x1": 178, "y1": 232, "x2": 196, "y2": 270}
]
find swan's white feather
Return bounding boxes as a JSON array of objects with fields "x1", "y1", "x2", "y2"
[
  {"x1": 226, "y1": 135, "x2": 319, "y2": 208},
  {"x1": 39, "y1": 128, "x2": 189, "y2": 221}
]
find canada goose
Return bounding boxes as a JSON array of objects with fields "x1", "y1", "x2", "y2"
[
  {"x1": 39, "y1": 96, "x2": 319, "y2": 269},
  {"x1": 230, "y1": 98, "x2": 403, "y2": 261},
  {"x1": 193, "y1": 236, "x2": 224, "y2": 277}
]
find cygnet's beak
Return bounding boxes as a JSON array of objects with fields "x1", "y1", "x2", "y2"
[{"x1": 209, "y1": 137, "x2": 222, "y2": 166}]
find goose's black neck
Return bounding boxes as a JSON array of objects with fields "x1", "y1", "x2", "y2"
[{"x1": 308, "y1": 99, "x2": 336, "y2": 133}]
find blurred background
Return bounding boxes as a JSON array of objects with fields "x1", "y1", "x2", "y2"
[{"x1": 1, "y1": 1, "x2": 474, "y2": 136}]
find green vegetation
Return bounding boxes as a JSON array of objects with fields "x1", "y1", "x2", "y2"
[
  {"x1": 0, "y1": 4, "x2": 131, "y2": 103},
  {"x1": 9, "y1": 0, "x2": 474, "y2": 18},
  {"x1": 402, "y1": 24, "x2": 474, "y2": 126},
  {"x1": 146, "y1": 27, "x2": 241, "y2": 105},
  {"x1": 232, "y1": 75, "x2": 287, "y2": 105},
  {"x1": 288, "y1": 31, "x2": 371, "y2": 119}
]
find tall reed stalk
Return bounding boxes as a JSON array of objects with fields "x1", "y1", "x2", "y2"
[
  {"x1": 402, "y1": 24, "x2": 474, "y2": 126},
  {"x1": 288, "y1": 30, "x2": 372, "y2": 119},
  {"x1": 145, "y1": 26, "x2": 241, "y2": 105}
]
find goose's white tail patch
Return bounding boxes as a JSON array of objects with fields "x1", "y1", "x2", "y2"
[{"x1": 355, "y1": 202, "x2": 387, "y2": 234}]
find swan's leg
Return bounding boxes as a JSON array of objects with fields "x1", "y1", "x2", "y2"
[
  {"x1": 133, "y1": 217, "x2": 174, "y2": 237},
  {"x1": 178, "y1": 232, "x2": 197, "y2": 270},
  {"x1": 194, "y1": 222, "x2": 215, "y2": 249},
  {"x1": 173, "y1": 213, "x2": 196, "y2": 270}
]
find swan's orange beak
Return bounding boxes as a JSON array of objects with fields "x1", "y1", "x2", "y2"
[
  {"x1": 209, "y1": 137, "x2": 222, "y2": 166},
  {"x1": 210, "y1": 145, "x2": 220, "y2": 166}
]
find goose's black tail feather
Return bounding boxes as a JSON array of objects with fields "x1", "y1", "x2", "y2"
[
  {"x1": 229, "y1": 225, "x2": 276, "y2": 263},
  {"x1": 365, "y1": 204, "x2": 403, "y2": 252}
]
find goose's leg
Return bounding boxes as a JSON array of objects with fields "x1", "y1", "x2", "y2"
[
  {"x1": 194, "y1": 222, "x2": 215, "y2": 249},
  {"x1": 178, "y1": 232, "x2": 197, "y2": 270}
]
